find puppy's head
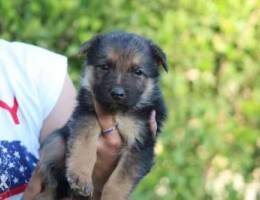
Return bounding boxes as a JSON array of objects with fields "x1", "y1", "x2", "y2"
[{"x1": 81, "y1": 32, "x2": 167, "y2": 112}]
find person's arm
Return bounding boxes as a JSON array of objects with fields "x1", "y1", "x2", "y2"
[
  {"x1": 39, "y1": 75, "x2": 76, "y2": 143},
  {"x1": 23, "y1": 75, "x2": 76, "y2": 199}
]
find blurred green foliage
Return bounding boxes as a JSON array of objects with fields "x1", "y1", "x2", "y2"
[{"x1": 1, "y1": 0, "x2": 259, "y2": 199}]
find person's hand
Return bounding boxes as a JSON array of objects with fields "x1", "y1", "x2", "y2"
[
  {"x1": 91, "y1": 103, "x2": 122, "y2": 198},
  {"x1": 23, "y1": 164, "x2": 42, "y2": 200},
  {"x1": 23, "y1": 107, "x2": 157, "y2": 200},
  {"x1": 92, "y1": 103, "x2": 157, "y2": 197}
]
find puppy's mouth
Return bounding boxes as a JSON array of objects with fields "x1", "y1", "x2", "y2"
[
  {"x1": 111, "y1": 103, "x2": 128, "y2": 112},
  {"x1": 94, "y1": 95, "x2": 131, "y2": 113},
  {"x1": 108, "y1": 100, "x2": 130, "y2": 112}
]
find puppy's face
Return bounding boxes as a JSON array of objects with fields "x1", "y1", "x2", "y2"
[{"x1": 81, "y1": 32, "x2": 167, "y2": 112}]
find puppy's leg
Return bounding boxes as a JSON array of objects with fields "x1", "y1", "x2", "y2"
[
  {"x1": 36, "y1": 130, "x2": 67, "y2": 200},
  {"x1": 101, "y1": 140, "x2": 154, "y2": 200},
  {"x1": 33, "y1": 187, "x2": 55, "y2": 200},
  {"x1": 66, "y1": 116, "x2": 100, "y2": 197}
]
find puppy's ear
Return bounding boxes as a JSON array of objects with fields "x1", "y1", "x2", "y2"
[
  {"x1": 150, "y1": 42, "x2": 168, "y2": 72},
  {"x1": 79, "y1": 35, "x2": 100, "y2": 55},
  {"x1": 79, "y1": 40, "x2": 92, "y2": 55}
]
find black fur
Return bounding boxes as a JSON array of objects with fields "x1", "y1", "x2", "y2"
[{"x1": 36, "y1": 32, "x2": 167, "y2": 200}]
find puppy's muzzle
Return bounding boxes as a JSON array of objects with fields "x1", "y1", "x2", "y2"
[{"x1": 111, "y1": 86, "x2": 126, "y2": 101}]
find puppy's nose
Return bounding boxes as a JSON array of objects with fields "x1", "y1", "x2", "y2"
[{"x1": 111, "y1": 86, "x2": 125, "y2": 100}]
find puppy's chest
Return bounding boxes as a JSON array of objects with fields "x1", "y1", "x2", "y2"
[{"x1": 115, "y1": 114, "x2": 147, "y2": 146}]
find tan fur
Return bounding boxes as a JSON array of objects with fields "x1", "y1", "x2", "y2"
[
  {"x1": 107, "y1": 49, "x2": 120, "y2": 62},
  {"x1": 40, "y1": 134, "x2": 65, "y2": 168},
  {"x1": 39, "y1": 132, "x2": 66, "y2": 193},
  {"x1": 34, "y1": 187, "x2": 55, "y2": 200},
  {"x1": 81, "y1": 65, "x2": 95, "y2": 91},
  {"x1": 135, "y1": 78, "x2": 154, "y2": 109},
  {"x1": 107, "y1": 49, "x2": 143, "y2": 71},
  {"x1": 131, "y1": 53, "x2": 142, "y2": 67},
  {"x1": 99, "y1": 115, "x2": 146, "y2": 200},
  {"x1": 115, "y1": 114, "x2": 144, "y2": 146},
  {"x1": 101, "y1": 153, "x2": 134, "y2": 200},
  {"x1": 66, "y1": 117, "x2": 101, "y2": 196}
]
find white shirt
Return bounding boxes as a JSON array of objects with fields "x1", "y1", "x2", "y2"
[{"x1": 0, "y1": 40, "x2": 67, "y2": 200}]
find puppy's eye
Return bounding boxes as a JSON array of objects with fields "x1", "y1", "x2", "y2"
[
  {"x1": 134, "y1": 68, "x2": 144, "y2": 76},
  {"x1": 97, "y1": 64, "x2": 109, "y2": 71}
]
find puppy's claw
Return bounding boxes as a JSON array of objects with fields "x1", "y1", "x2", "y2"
[
  {"x1": 78, "y1": 184, "x2": 93, "y2": 197},
  {"x1": 67, "y1": 171, "x2": 93, "y2": 197}
]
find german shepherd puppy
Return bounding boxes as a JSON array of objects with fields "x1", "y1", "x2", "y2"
[{"x1": 35, "y1": 32, "x2": 167, "y2": 200}]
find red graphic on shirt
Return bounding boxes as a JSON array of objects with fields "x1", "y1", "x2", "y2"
[
  {"x1": 0, "y1": 184, "x2": 27, "y2": 200},
  {"x1": 0, "y1": 97, "x2": 20, "y2": 125}
]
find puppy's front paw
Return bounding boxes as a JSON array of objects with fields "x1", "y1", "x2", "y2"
[{"x1": 67, "y1": 170, "x2": 93, "y2": 197}]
